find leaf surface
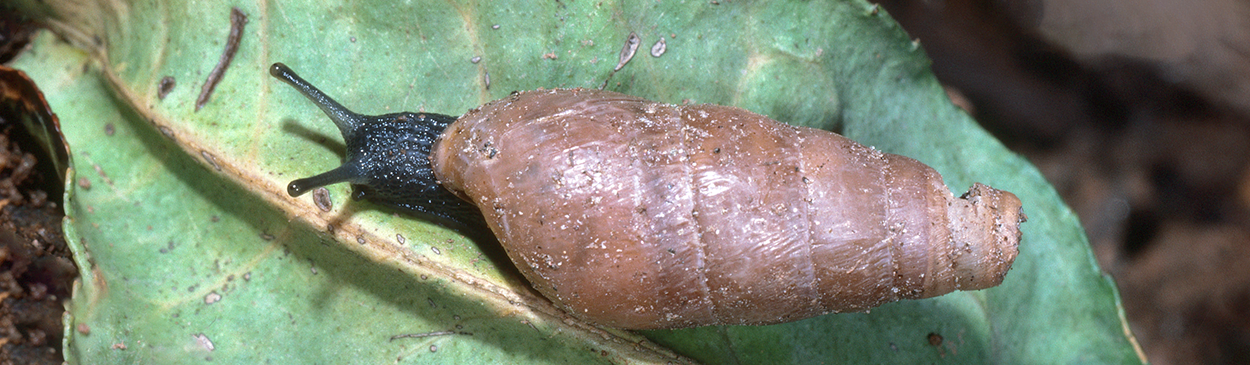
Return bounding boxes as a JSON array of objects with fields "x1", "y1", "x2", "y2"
[{"x1": 11, "y1": 0, "x2": 1143, "y2": 363}]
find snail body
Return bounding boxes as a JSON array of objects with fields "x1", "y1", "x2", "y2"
[{"x1": 271, "y1": 63, "x2": 1024, "y2": 330}]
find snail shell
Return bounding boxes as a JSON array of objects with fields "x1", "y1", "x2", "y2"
[{"x1": 272, "y1": 63, "x2": 1024, "y2": 330}]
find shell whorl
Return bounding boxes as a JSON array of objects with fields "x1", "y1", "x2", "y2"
[{"x1": 432, "y1": 88, "x2": 1022, "y2": 329}]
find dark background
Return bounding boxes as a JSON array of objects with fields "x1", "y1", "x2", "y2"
[{"x1": 876, "y1": 1, "x2": 1250, "y2": 364}]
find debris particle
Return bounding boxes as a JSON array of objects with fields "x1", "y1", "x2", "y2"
[
  {"x1": 77, "y1": 323, "x2": 90, "y2": 335},
  {"x1": 77, "y1": 177, "x2": 91, "y2": 189},
  {"x1": 389, "y1": 331, "x2": 456, "y2": 342},
  {"x1": 491, "y1": 24, "x2": 500, "y2": 29},
  {"x1": 157, "y1": 76, "x2": 176, "y2": 100},
  {"x1": 614, "y1": 32, "x2": 640, "y2": 71},
  {"x1": 928, "y1": 332, "x2": 943, "y2": 346},
  {"x1": 111, "y1": 342, "x2": 126, "y2": 350},
  {"x1": 313, "y1": 187, "x2": 332, "y2": 212},
  {"x1": 650, "y1": 37, "x2": 666, "y2": 57},
  {"x1": 196, "y1": 8, "x2": 247, "y2": 111},
  {"x1": 200, "y1": 150, "x2": 221, "y2": 171},
  {"x1": 470, "y1": 56, "x2": 481, "y2": 64},
  {"x1": 543, "y1": 52, "x2": 558, "y2": 60},
  {"x1": 204, "y1": 291, "x2": 221, "y2": 304},
  {"x1": 193, "y1": 333, "x2": 215, "y2": 351},
  {"x1": 357, "y1": 236, "x2": 366, "y2": 245},
  {"x1": 396, "y1": 234, "x2": 406, "y2": 244}
]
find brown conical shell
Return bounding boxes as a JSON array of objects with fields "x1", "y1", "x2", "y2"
[{"x1": 432, "y1": 88, "x2": 1022, "y2": 329}]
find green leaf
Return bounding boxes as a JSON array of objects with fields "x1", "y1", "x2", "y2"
[{"x1": 13, "y1": 0, "x2": 1143, "y2": 363}]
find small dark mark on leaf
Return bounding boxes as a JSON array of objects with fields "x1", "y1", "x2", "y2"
[
  {"x1": 157, "y1": 76, "x2": 176, "y2": 100},
  {"x1": 389, "y1": 331, "x2": 456, "y2": 342},
  {"x1": 196, "y1": 8, "x2": 247, "y2": 111}
]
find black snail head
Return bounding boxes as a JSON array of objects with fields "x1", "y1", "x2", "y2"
[{"x1": 269, "y1": 63, "x2": 482, "y2": 227}]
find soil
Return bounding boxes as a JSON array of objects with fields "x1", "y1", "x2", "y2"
[
  {"x1": 0, "y1": 9, "x2": 77, "y2": 364},
  {"x1": 0, "y1": 124, "x2": 74, "y2": 364}
]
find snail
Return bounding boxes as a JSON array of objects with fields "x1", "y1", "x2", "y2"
[{"x1": 270, "y1": 63, "x2": 1024, "y2": 330}]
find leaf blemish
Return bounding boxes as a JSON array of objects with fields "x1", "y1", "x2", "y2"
[{"x1": 195, "y1": 7, "x2": 247, "y2": 112}]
